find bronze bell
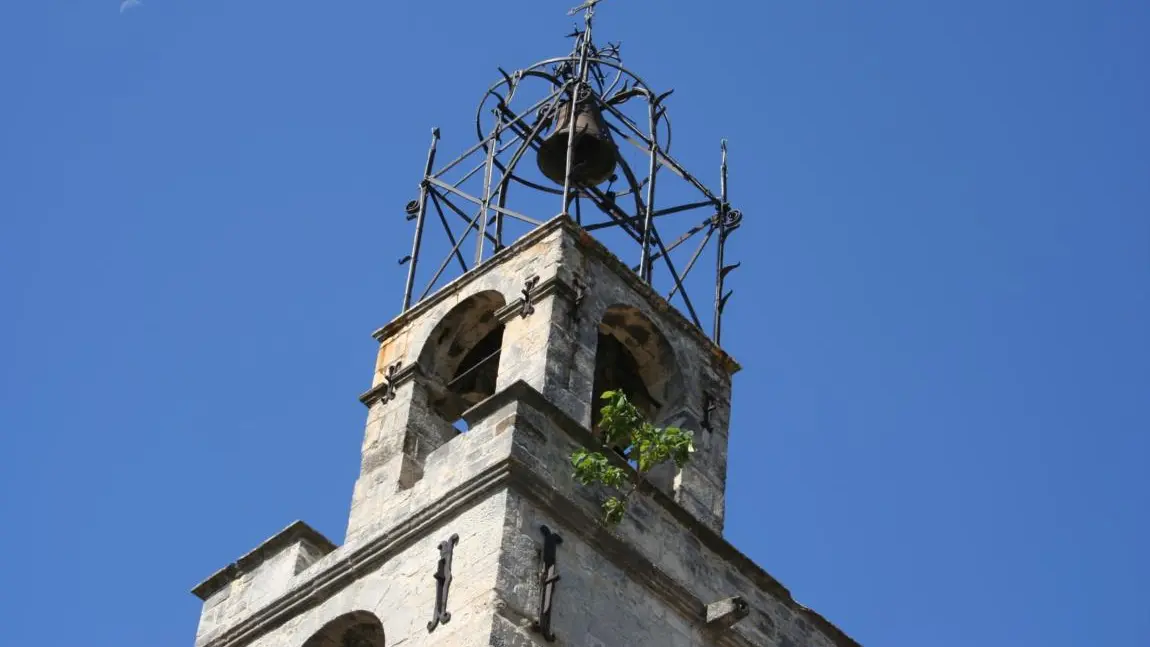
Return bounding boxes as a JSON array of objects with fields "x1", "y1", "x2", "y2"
[{"x1": 536, "y1": 94, "x2": 619, "y2": 187}]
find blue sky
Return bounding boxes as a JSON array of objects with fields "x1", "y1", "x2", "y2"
[{"x1": 1, "y1": 1, "x2": 1147, "y2": 646}]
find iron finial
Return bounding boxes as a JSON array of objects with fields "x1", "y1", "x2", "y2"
[{"x1": 568, "y1": 0, "x2": 605, "y2": 17}]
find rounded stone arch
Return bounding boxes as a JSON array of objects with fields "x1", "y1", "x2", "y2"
[
  {"x1": 417, "y1": 289, "x2": 509, "y2": 424},
  {"x1": 592, "y1": 304, "x2": 686, "y2": 429},
  {"x1": 300, "y1": 611, "x2": 385, "y2": 647}
]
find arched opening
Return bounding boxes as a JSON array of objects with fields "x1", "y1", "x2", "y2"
[
  {"x1": 592, "y1": 305, "x2": 681, "y2": 456},
  {"x1": 301, "y1": 611, "x2": 385, "y2": 647},
  {"x1": 419, "y1": 290, "x2": 507, "y2": 430}
]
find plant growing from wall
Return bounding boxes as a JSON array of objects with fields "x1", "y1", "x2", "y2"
[{"x1": 571, "y1": 390, "x2": 695, "y2": 526}]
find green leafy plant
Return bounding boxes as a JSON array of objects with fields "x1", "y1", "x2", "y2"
[{"x1": 571, "y1": 390, "x2": 695, "y2": 525}]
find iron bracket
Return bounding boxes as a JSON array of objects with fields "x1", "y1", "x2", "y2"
[
  {"x1": 380, "y1": 362, "x2": 403, "y2": 404},
  {"x1": 427, "y1": 533, "x2": 459, "y2": 632},
  {"x1": 520, "y1": 275, "x2": 541, "y2": 318},
  {"x1": 569, "y1": 275, "x2": 586, "y2": 325},
  {"x1": 702, "y1": 392, "x2": 717, "y2": 433},
  {"x1": 532, "y1": 525, "x2": 563, "y2": 641}
]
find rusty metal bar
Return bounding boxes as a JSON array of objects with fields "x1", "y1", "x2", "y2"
[
  {"x1": 476, "y1": 122, "x2": 501, "y2": 265},
  {"x1": 402, "y1": 128, "x2": 440, "y2": 311},
  {"x1": 427, "y1": 177, "x2": 542, "y2": 226},
  {"x1": 668, "y1": 225, "x2": 715, "y2": 299},
  {"x1": 428, "y1": 189, "x2": 468, "y2": 273},
  {"x1": 638, "y1": 97, "x2": 658, "y2": 283}
]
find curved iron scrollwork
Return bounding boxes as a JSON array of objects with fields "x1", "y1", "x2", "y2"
[{"x1": 396, "y1": 3, "x2": 743, "y2": 345}]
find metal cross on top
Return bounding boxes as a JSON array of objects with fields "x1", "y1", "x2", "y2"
[{"x1": 568, "y1": 0, "x2": 606, "y2": 18}]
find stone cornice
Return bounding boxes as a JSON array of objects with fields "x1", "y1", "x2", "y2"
[
  {"x1": 366, "y1": 215, "x2": 740, "y2": 377},
  {"x1": 192, "y1": 521, "x2": 337, "y2": 602}
]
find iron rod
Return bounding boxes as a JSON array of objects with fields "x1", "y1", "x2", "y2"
[
  {"x1": 438, "y1": 84, "x2": 556, "y2": 181},
  {"x1": 402, "y1": 128, "x2": 440, "y2": 311},
  {"x1": 668, "y1": 225, "x2": 715, "y2": 299},
  {"x1": 429, "y1": 189, "x2": 469, "y2": 273},
  {"x1": 648, "y1": 215, "x2": 713, "y2": 263},
  {"x1": 427, "y1": 177, "x2": 542, "y2": 225},
  {"x1": 476, "y1": 122, "x2": 501, "y2": 265},
  {"x1": 560, "y1": 12, "x2": 595, "y2": 217},
  {"x1": 639, "y1": 99, "x2": 658, "y2": 282},
  {"x1": 597, "y1": 97, "x2": 722, "y2": 203},
  {"x1": 650, "y1": 227, "x2": 703, "y2": 328},
  {"x1": 429, "y1": 179, "x2": 511, "y2": 240},
  {"x1": 421, "y1": 203, "x2": 484, "y2": 301},
  {"x1": 650, "y1": 199, "x2": 716, "y2": 218},
  {"x1": 582, "y1": 185, "x2": 644, "y2": 243},
  {"x1": 715, "y1": 139, "x2": 729, "y2": 343},
  {"x1": 433, "y1": 131, "x2": 496, "y2": 182},
  {"x1": 433, "y1": 86, "x2": 560, "y2": 182},
  {"x1": 450, "y1": 135, "x2": 521, "y2": 189},
  {"x1": 583, "y1": 199, "x2": 712, "y2": 232}
]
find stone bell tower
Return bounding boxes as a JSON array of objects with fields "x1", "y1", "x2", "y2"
[{"x1": 189, "y1": 5, "x2": 860, "y2": 647}]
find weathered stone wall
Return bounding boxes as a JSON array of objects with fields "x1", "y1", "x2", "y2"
[
  {"x1": 191, "y1": 216, "x2": 856, "y2": 647},
  {"x1": 492, "y1": 490, "x2": 704, "y2": 647},
  {"x1": 196, "y1": 492, "x2": 508, "y2": 647},
  {"x1": 355, "y1": 217, "x2": 737, "y2": 537},
  {"x1": 196, "y1": 533, "x2": 331, "y2": 640},
  {"x1": 483, "y1": 386, "x2": 849, "y2": 647},
  {"x1": 347, "y1": 224, "x2": 572, "y2": 542},
  {"x1": 192, "y1": 380, "x2": 855, "y2": 647},
  {"x1": 559, "y1": 225, "x2": 736, "y2": 532}
]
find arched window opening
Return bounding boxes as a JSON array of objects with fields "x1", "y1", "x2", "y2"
[
  {"x1": 593, "y1": 332, "x2": 659, "y2": 462},
  {"x1": 419, "y1": 291, "x2": 507, "y2": 431},
  {"x1": 440, "y1": 325, "x2": 504, "y2": 428},
  {"x1": 301, "y1": 611, "x2": 385, "y2": 647},
  {"x1": 592, "y1": 306, "x2": 680, "y2": 462},
  {"x1": 593, "y1": 332, "x2": 661, "y2": 423}
]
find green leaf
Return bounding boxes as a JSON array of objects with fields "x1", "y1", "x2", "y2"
[
  {"x1": 603, "y1": 497, "x2": 626, "y2": 526},
  {"x1": 572, "y1": 390, "x2": 698, "y2": 526}
]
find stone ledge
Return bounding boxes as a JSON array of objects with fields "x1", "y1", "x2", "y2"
[{"x1": 192, "y1": 521, "x2": 338, "y2": 601}]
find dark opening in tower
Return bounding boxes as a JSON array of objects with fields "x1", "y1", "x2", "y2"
[
  {"x1": 419, "y1": 291, "x2": 507, "y2": 431},
  {"x1": 301, "y1": 611, "x2": 385, "y2": 647},
  {"x1": 592, "y1": 305, "x2": 680, "y2": 461}
]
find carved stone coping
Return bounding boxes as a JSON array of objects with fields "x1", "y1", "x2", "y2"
[
  {"x1": 192, "y1": 521, "x2": 338, "y2": 602},
  {"x1": 369, "y1": 215, "x2": 741, "y2": 377}
]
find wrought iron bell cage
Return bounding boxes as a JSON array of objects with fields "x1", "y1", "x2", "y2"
[{"x1": 397, "y1": 0, "x2": 743, "y2": 344}]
